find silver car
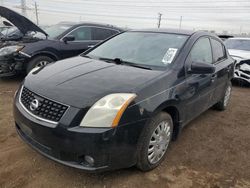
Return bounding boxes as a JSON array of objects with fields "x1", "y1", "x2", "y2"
[{"x1": 225, "y1": 38, "x2": 250, "y2": 84}]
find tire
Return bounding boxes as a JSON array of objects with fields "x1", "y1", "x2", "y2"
[
  {"x1": 214, "y1": 81, "x2": 232, "y2": 111},
  {"x1": 136, "y1": 112, "x2": 173, "y2": 171},
  {"x1": 26, "y1": 56, "x2": 54, "y2": 74}
]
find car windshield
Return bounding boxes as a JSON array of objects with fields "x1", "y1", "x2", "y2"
[
  {"x1": 34, "y1": 24, "x2": 71, "y2": 39},
  {"x1": 225, "y1": 39, "x2": 250, "y2": 51},
  {"x1": 86, "y1": 32, "x2": 188, "y2": 69}
]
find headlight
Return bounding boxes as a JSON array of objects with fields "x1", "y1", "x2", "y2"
[
  {"x1": 80, "y1": 93, "x2": 136, "y2": 128},
  {"x1": 0, "y1": 45, "x2": 24, "y2": 56}
]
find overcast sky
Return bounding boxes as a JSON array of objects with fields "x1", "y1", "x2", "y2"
[{"x1": 2, "y1": 0, "x2": 250, "y2": 34}]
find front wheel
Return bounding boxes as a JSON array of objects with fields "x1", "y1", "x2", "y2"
[
  {"x1": 26, "y1": 56, "x2": 54, "y2": 74},
  {"x1": 214, "y1": 82, "x2": 232, "y2": 111},
  {"x1": 137, "y1": 112, "x2": 173, "y2": 171}
]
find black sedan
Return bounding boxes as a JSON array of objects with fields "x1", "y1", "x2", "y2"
[
  {"x1": 0, "y1": 6, "x2": 123, "y2": 77},
  {"x1": 14, "y1": 29, "x2": 235, "y2": 172}
]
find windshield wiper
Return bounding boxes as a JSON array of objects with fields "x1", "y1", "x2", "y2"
[
  {"x1": 99, "y1": 57, "x2": 123, "y2": 64},
  {"x1": 99, "y1": 57, "x2": 152, "y2": 70},
  {"x1": 81, "y1": 55, "x2": 92, "y2": 59},
  {"x1": 124, "y1": 61, "x2": 152, "y2": 70}
]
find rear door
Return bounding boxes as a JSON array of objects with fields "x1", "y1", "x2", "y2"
[
  {"x1": 92, "y1": 27, "x2": 119, "y2": 41},
  {"x1": 210, "y1": 38, "x2": 233, "y2": 103},
  {"x1": 184, "y1": 37, "x2": 216, "y2": 122}
]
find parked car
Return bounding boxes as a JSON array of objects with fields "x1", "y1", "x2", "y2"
[
  {"x1": 224, "y1": 37, "x2": 250, "y2": 84},
  {"x1": 218, "y1": 34, "x2": 234, "y2": 41},
  {"x1": 0, "y1": 20, "x2": 13, "y2": 33},
  {"x1": 14, "y1": 29, "x2": 234, "y2": 172},
  {"x1": 0, "y1": 26, "x2": 11, "y2": 33},
  {"x1": 0, "y1": 6, "x2": 123, "y2": 77},
  {"x1": 0, "y1": 27, "x2": 23, "y2": 43}
]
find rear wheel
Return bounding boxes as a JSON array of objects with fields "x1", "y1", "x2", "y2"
[
  {"x1": 137, "y1": 112, "x2": 173, "y2": 171},
  {"x1": 26, "y1": 56, "x2": 54, "y2": 74},
  {"x1": 214, "y1": 82, "x2": 232, "y2": 111}
]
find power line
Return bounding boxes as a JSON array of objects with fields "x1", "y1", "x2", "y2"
[
  {"x1": 43, "y1": 0, "x2": 250, "y2": 4},
  {"x1": 36, "y1": 0, "x2": 250, "y2": 8},
  {"x1": 4, "y1": 1, "x2": 250, "y2": 32},
  {"x1": 6, "y1": 2, "x2": 250, "y2": 20},
  {"x1": 35, "y1": 7, "x2": 250, "y2": 22},
  {"x1": 8, "y1": 2, "x2": 250, "y2": 12}
]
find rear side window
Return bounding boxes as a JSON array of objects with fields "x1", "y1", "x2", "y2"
[
  {"x1": 211, "y1": 39, "x2": 226, "y2": 62},
  {"x1": 69, "y1": 27, "x2": 92, "y2": 41},
  {"x1": 189, "y1": 38, "x2": 212, "y2": 64},
  {"x1": 92, "y1": 28, "x2": 119, "y2": 40}
]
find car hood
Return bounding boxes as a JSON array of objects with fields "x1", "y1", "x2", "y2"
[
  {"x1": 24, "y1": 56, "x2": 163, "y2": 108},
  {"x1": 228, "y1": 49, "x2": 250, "y2": 60},
  {"x1": 0, "y1": 6, "x2": 47, "y2": 36}
]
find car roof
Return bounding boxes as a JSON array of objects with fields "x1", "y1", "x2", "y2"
[
  {"x1": 57, "y1": 21, "x2": 123, "y2": 31},
  {"x1": 130, "y1": 28, "x2": 196, "y2": 35}
]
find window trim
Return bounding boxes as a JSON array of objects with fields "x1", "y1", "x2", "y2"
[
  {"x1": 188, "y1": 36, "x2": 213, "y2": 64},
  {"x1": 210, "y1": 37, "x2": 227, "y2": 64},
  {"x1": 184, "y1": 36, "x2": 213, "y2": 77},
  {"x1": 60, "y1": 26, "x2": 120, "y2": 42}
]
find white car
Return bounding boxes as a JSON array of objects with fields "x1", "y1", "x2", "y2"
[{"x1": 225, "y1": 38, "x2": 250, "y2": 84}]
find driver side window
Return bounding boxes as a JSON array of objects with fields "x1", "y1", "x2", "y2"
[
  {"x1": 69, "y1": 27, "x2": 92, "y2": 41},
  {"x1": 190, "y1": 38, "x2": 212, "y2": 64}
]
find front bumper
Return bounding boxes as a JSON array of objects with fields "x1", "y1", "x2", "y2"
[
  {"x1": 233, "y1": 60, "x2": 250, "y2": 84},
  {"x1": 234, "y1": 71, "x2": 250, "y2": 83},
  {"x1": 0, "y1": 53, "x2": 28, "y2": 77},
  {"x1": 13, "y1": 91, "x2": 147, "y2": 172}
]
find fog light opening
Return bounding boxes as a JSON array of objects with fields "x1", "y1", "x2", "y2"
[{"x1": 80, "y1": 155, "x2": 95, "y2": 167}]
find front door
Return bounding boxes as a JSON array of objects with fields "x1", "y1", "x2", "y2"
[
  {"x1": 59, "y1": 26, "x2": 98, "y2": 59},
  {"x1": 184, "y1": 37, "x2": 216, "y2": 123}
]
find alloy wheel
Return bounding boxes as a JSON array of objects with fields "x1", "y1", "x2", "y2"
[
  {"x1": 147, "y1": 121, "x2": 171, "y2": 164},
  {"x1": 36, "y1": 61, "x2": 49, "y2": 68}
]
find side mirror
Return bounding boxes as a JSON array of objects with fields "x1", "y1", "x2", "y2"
[
  {"x1": 189, "y1": 62, "x2": 215, "y2": 74},
  {"x1": 63, "y1": 35, "x2": 75, "y2": 43}
]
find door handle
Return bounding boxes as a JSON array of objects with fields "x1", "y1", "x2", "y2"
[{"x1": 87, "y1": 45, "x2": 95, "y2": 48}]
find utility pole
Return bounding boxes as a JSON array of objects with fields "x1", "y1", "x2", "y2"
[
  {"x1": 34, "y1": 1, "x2": 39, "y2": 25},
  {"x1": 179, "y1": 16, "x2": 182, "y2": 29},
  {"x1": 21, "y1": 0, "x2": 27, "y2": 17},
  {"x1": 157, "y1": 13, "x2": 162, "y2": 28}
]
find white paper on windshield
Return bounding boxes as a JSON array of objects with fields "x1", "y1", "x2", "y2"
[{"x1": 162, "y1": 48, "x2": 178, "y2": 64}]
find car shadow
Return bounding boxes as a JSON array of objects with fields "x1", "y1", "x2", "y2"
[{"x1": 0, "y1": 74, "x2": 25, "y2": 82}]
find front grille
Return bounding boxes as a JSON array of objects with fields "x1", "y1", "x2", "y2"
[
  {"x1": 241, "y1": 70, "x2": 250, "y2": 75},
  {"x1": 241, "y1": 74, "x2": 250, "y2": 79},
  {"x1": 20, "y1": 87, "x2": 68, "y2": 123}
]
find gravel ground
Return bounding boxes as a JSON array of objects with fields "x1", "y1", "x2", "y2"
[{"x1": 0, "y1": 78, "x2": 250, "y2": 188}]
